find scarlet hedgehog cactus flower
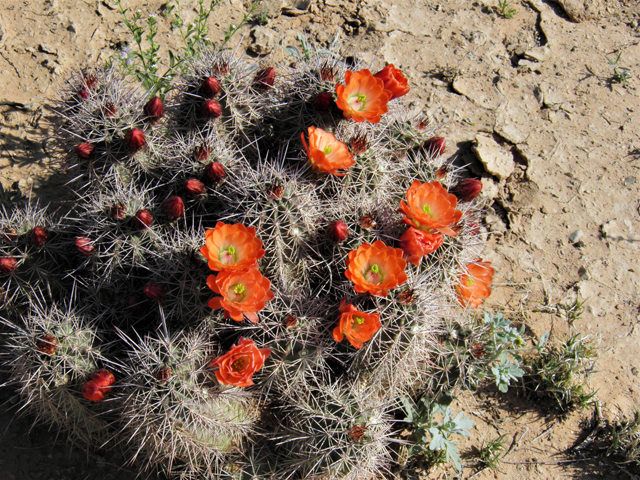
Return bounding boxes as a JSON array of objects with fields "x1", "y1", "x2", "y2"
[
  {"x1": 200, "y1": 222, "x2": 265, "y2": 272},
  {"x1": 254, "y1": 67, "x2": 275, "y2": 89},
  {"x1": 133, "y1": 209, "x2": 153, "y2": 229},
  {"x1": 29, "y1": 226, "x2": 48, "y2": 246},
  {"x1": 335, "y1": 69, "x2": 391, "y2": 123},
  {"x1": 328, "y1": 220, "x2": 349, "y2": 242},
  {"x1": 202, "y1": 99, "x2": 222, "y2": 119},
  {"x1": 82, "y1": 370, "x2": 115, "y2": 403},
  {"x1": 301, "y1": 126, "x2": 355, "y2": 176},
  {"x1": 76, "y1": 142, "x2": 94, "y2": 159},
  {"x1": 206, "y1": 268, "x2": 274, "y2": 323},
  {"x1": 209, "y1": 338, "x2": 270, "y2": 387},
  {"x1": 124, "y1": 128, "x2": 146, "y2": 152},
  {"x1": 144, "y1": 282, "x2": 165, "y2": 301},
  {"x1": 345, "y1": 240, "x2": 407, "y2": 297},
  {"x1": 200, "y1": 76, "x2": 222, "y2": 97},
  {"x1": 90, "y1": 369, "x2": 115, "y2": 388},
  {"x1": 373, "y1": 64, "x2": 410, "y2": 100},
  {"x1": 399, "y1": 227, "x2": 444, "y2": 266},
  {"x1": 203, "y1": 161, "x2": 225, "y2": 183},
  {"x1": 1, "y1": 256, "x2": 18, "y2": 274},
  {"x1": 162, "y1": 196, "x2": 184, "y2": 220},
  {"x1": 451, "y1": 178, "x2": 483, "y2": 202},
  {"x1": 399, "y1": 180, "x2": 463, "y2": 236},
  {"x1": 75, "y1": 237, "x2": 95, "y2": 256},
  {"x1": 143, "y1": 96, "x2": 164, "y2": 122},
  {"x1": 455, "y1": 259, "x2": 494, "y2": 308},
  {"x1": 333, "y1": 299, "x2": 381, "y2": 349},
  {"x1": 423, "y1": 136, "x2": 446, "y2": 157}
]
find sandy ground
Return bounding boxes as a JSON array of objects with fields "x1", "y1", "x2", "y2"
[{"x1": 1, "y1": 0, "x2": 639, "y2": 478}]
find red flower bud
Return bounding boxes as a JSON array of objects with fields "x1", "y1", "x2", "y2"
[
  {"x1": 1, "y1": 228, "x2": 18, "y2": 243},
  {"x1": 29, "y1": 226, "x2": 48, "y2": 246},
  {"x1": 156, "y1": 367, "x2": 173, "y2": 383},
  {"x1": 200, "y1": 76, "x2": 222, "y2": 97},
  {"x1": 423, "y1": 137, "x2": 446, "y2": 157},
  {"x1": 163, "y1": 196, "x2": 184, "y2": 220},
  {"x1": 417, "y1": 119, "x2": 429, "y2": 131},
  {"x1": 75, "y1": 237, "x2": 95, "y2": 256},
  {"x1": 37, "y1": 334, "x2": 58, "y2": 355},
  {"x1": 104, "y1": 102, "x2": 117, "y2": 117},
  {"x1": 202, "y1": 99, "x2": 222, "y2": 119},
  {"x1": 77, "y1": 89, "x2": 89, "y2": 100},
  {"x1": 349, "y1": 134, "x2": 368, "y2": 155},
  {"x1": 144, "y1": 282, "x2": 165, "y2": 301},
  {"x1": 204, "y1": 162, "x2": 225, "y2": 183},
  {"x1": 1, "y1": 256, "x2": 18, "y2": 274},
  {"x1": 143, "y1": 96, "x2": 164, "y2": 121},
  {"x1": 468, "y1": 221, "x2": 480, "y2": 236},
  {"x1": 184, "y1": 178, "x2": 205, "y2": 197},
  {"x1": 82, "y1": 380, "x2": 107, "y2": 402},
  {"x1": 76, "y1": 142, "x2": 94, "y2": 159},
  {"x1": 194, "y1": 145, "x2": 210, "y2": 162},
  {"x1": 313, "y1": 92, "x2": 333, "y2": 111},
  {"x1": 328, "y1": 221, "x2": 349, "y2": 242},
  {"x1": 267, "y1": 183, "x2": 283, "y2": 199},
  {"x1": 434, "y1": 165, "x2": 448, "y2": 179},
  {"x1": 133, "y1": 209, "x2": 154, "y2": 229},
  {"x1": 90, "y1": 369, "x2": 115, "y2": 389},
  {"x1": 359, "y1": 214, "x2": 376, "y2": 230},
  {"x1": 213, "y1": 62, "x2": 228, "y2": 76},
  {"x1": 124, "y1": 128, "x2": 146, "y2": 152},
  {"x1": 285, "y1": 315, "x2": 298, "y2": 329},
  {"x1": 111, "y1": 203, "x2": 127, "y2": 220},
  {"x1": 320, "y1": 65, "x2": 335, "y2": 82},
  {"x1": 451, "y1": 178, "x2": 483, "y2": 202},
  {"x1": 255, "y1": 67, "x2": 275, "y2": 89},
  {"x1": 83, "y1": 75, "x2": 98, "y2": 90},
  {"x1": 348, "y1": 424, "x2": 366, "y2": 442}
]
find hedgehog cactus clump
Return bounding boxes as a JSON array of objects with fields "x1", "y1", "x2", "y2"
[{"x1": 0, "y1": 31, "x2": 494, "y2": 479}]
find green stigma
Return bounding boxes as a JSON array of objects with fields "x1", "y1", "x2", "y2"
[
  {"x1": 371, "y1": 264, "x2": 380, "y2": 274},
  {"x1": 357, "y1": 94, "x2": 366, "y2": 103},
  {"x1": 227, "y1": 245, "x2": 236, "y2": 255},
  {"x1": 422, "y1": 204, "x2": 433, "y2": 217},
  {"x1": 234, "y1": 284, "x2": 245, "y2": 295},
  {"x1": 323, "y1": 145, "x2": 333, "y2": 155},
  {"x1": 355, "y1": 316, "x2": 365, "y2": 325},
  {"x1": 466, "y1": 277, "x2": 475, "y2": 287}
]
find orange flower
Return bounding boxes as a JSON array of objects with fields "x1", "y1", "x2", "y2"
[
  {"x1": 399, "y1": 180, "x2": 463, "y2": 236},
  {"x1": 333, "y1": 299, "x2": 381, "y2": 349},
  {"x1": 373, "y1": 64, "x2": 409, "y2": 100},
  {"x1": 335, "y1": 69, "x2": 391, "y2": 123},
  {"x1": 345, "y1": 240, "x2": 407, "y2": 297},
  {"x1": 399, "y1": 227, "x2": 444, "y2": 266},
  {"x1": 200, "y1": 222, "x2": 265, "y2": 272},
  {"x1": 455, "y1": 259, "x2": 494, "y2": 308},
  {"x1": 207, "y1": 268, "x2": 274, "y2": 323},
  {"x1": 209, "y1": 338, "x2": 270, "y2": 387},
  {"x1": 301, "y1": 126, "x2": 355, "y2": 176}
]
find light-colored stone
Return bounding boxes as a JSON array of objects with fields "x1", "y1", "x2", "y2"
[
  {"x1": 524, "y1": 46, "x2": 551, "y2": 62},
  {"x1": 250, "y1": 27, "x2": 278, "y2": 55},
  {"x1": 472, "y1": 134, "x2": 515, "y2": 181},
  {"x1": 569, "y1": 230, "x2": 584, "y2": 243},
  {"x1": 453, "y1": 76, "x2": 501, "y2": 110},
  {"x1": 554, "y1": 0, "x2": 604, "y2": 22},
  {"x1": 480, "y1": 176, "x2": 499, "y2": 200}
]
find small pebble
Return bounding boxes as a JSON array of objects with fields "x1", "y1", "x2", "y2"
[
  {"x1": 625, "y1": 176, "x2": 636, "y2": 185},
  {"x1": 569, "y1": 230, "x2": 583, "y2": 243}
]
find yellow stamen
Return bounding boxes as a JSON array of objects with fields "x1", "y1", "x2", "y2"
[
  {"x1": 422, "y1": 204, "x2": 433, "y2": 217},
  {"x1": 234, "y1": 284, "x2": 245, "y2": 295},
  {"x1": 323, "y1": 145, "x2": 333, "y2": 155},
  {"x1": 355, "y1": 316, "x2": 365, "y2": 325}
]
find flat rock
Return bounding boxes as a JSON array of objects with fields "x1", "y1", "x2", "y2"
[
  {"x1": 480, "y1": 176, "x2": 499, "y2": 200},
  {"x1": 472, "y1": 134, "x2": 515, "y2": 181},
  {"x1": 250, "y1": 27, "x2": 278, "y2": 55},
  {"x1": 601, "y1": 220, "x2": 638, "y2": 249},
  {"x1": 554, "y1": 0, "x2": 604, "y2": 22},
  {"x1": 453, "y1": 76, "x2": 501, "y2": 110}
]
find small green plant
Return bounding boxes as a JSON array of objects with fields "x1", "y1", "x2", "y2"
[
  {"x1": 497, "y1": 0, "x2": 517, "y2": 19},
  {"x1": 254, "y1": 9, "x2": 269, "y2": 26},
  {"x1": 606, "y1": 51, "x2": 632, "y2": 88},
  {"x1": 402, "y1": 396, "x2": 473, "y2": 472},
  {"x1": 478, "y1": 434, "x2": 506, "y2": 471},
  {"x1": 524, "y1": 334, "x2": 597, "y2": 412},
  {"x1": 607, "y1": 410, "x2": 640, "y2": 469}
]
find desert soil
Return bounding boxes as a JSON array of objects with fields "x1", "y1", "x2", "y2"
[{"x1": 0, "y1": 0, "x2": 639, "y2": 479}]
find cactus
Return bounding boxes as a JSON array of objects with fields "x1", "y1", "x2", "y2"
[{"x1": 0, "y1": 15, "x2": 496, "y2": 479}]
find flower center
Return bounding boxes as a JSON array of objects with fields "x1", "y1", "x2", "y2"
[
  {"x1": 364, "y1": 264, "x2": 383, "y2": 284},
  {"x1": 466, "y1": 277, "x2": 475, "y2": 287},
  {"x1": 422, "y1": 204, "x2": 433, "y2": 217},
  {"x1": 228, "y1": 283, "x2": 246, "y2": 301},
  {"x1": 354, "y1": 315, "x2": 365, "y2": 325},
  {"x1": 323, "y1": 145, "x2": 333, "y2": 155},
  {"x1": 230, "y1": 355, "x2": 250, "y2": 372},
  {"x1": 219, "y1": 245, "x2": 237, "y2": 265},
  {"x1": 348, "y1": 93, "x2": 367, "y2": 111}
]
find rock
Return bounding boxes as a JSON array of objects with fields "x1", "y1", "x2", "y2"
[
  {"x1": 523, "y1": 46, "x2": 551, "y2": 62},
  {"x1": 101, "y1": 0, "x2": 119, "y2": 9},
  {"x1": 250, "y1": 27, "x2": 278, "y2": 55},
  {"x1": 527, "y1": 0, "x2": 545, "y2": 12},
  {"x1": 39, "y1": 44, "x2": 58, "y2": 55},
  {"x1": 282, "y1": 0, "x2": 312, "y2": 16},
  {"x1": 484, "y1": 213, "x2": 507, "y2": 234},
  {"x1": 539, "y1": 82, "x2": 567, "y2": 110},
  {"x1": 601, "y1": 220, "x2": 638, "y2": 249},
  {"x1": 554, "y1": 0, "x2": 604, "y2": 22},
  {"x1": 569, "y1": 230, "x2": 584, "y2": 243},
  {"x1": 472, "y1": 134, "x2": 515, "y2": 181},
  {"x1": 452, "y1": 77, "x2": 501, "y2": 110},
  {"x1": 480, "y1": 176, "x2": 499, "y2": 200}
]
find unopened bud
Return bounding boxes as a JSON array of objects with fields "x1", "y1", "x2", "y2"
[
  {"x1": 37, "y1": 334, "x2": 58, "y2": 355},
  {"x1": 397, "y1": 289, "x2": 416, "y2": 305},
  {"x1": 104, "y1": 102, "x2": 117, "y2": 117},
  {"x1": 75, "y1": 237, "x2": 95, "y2": 256},
  {"x1": 213, "y1": 62, "x2": 228, "y2": 76},
  {"x1": 359, "y1": 214, "x2": 376, "y2": 230},
  {"x1": 111, "y1": 203, "x2": 127, "y2": 220},
  {"x1": 204, "y1": 162, "x2": 225, "y2": 183},
  {"x1": 29, "y1": 226, "x2": 48, "y2": 246},
  {"x1": 451, "y1": 178, "x2": 482, "y2": 202},
  {"x1": 143, "y1": 96, "x2": 164, "y2": 122},
  {"x1": 90, "y1": 369, "x2": 115, "y2": 388},
  {"x1": 434, "y1": 164, "x2": 448, "y2": 179},
  {"x1": 328, "y1": 221, "x2": 349, "y2": 242},
  {"x1": 285, "y1": 315, "x2": 298, "y2": 329},
  {"x1": 349, "y1": 134, "x2": 368, "y2": 155},
  {"x1": 83, "y1": 75, "x2": 98, "y2": 90},
  {"x1": 77, "y1": 89, "x2": 89, "y2": 100},
  {"x1": 133, "y1": 209, "x2": 154, "y2": 229},
  {"x1": 202, "y1": 99, "x2": 222, "y2": 119},
  {"x1": 348, "y1": 424, "x2": 366, "y2": 442},
  {"x1": 156, "y1": 366, "x2": 172, "y2": 383},
  {"x1": 76, "y1": 142, "x2": 94, "y2": 159},
  {"x1": 423, "y1": 137, "x2": 446, "y2": 156},
  {"x1": 320, "y1": 65, "x2": 335, "y2": 82},
  {"x1": 255, "y1": 67, "x2": 275, "y2": 89},
  {"x1": 124, "y1": 128, "x2": 146, "y2": 152},
  {"x1": 194, "y1": 145, "x2": 210, "y2": 162},
  {"x1": 144, "y1": 282, "x2": 165, "y2": 301},
  {"x1": 313, "y1": 92, "x2": 333, "y2": 111},
  {"x1": 184, "y1": 178, "x2": 205, "y2": 197},
  {"x1": 162, "y1": 196, "x2": 184, "y2": 220},
  {"x1": 0, "y1": 256, "x2": 18, "y2": 274},
  {"x1": 200, "y1": 76, "x2": 221, "y2": 97},
  {"x1": 267, "y1": 183, "x2": 283, "y2": 199}
]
